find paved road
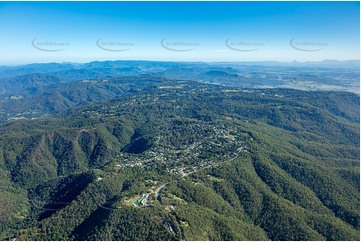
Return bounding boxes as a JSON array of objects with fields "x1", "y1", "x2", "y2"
[
  {"x1": 183, "y1": 150, "x2": 242, "y2": 177},
  {"x1": 155, "y1": 183, "x2": 167, "y2": 198}
]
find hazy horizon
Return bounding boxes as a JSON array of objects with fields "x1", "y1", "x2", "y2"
[{"x1": 1, "y1": 59, "x2": 360, "y2": 68}]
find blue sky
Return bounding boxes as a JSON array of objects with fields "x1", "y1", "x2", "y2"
[{"x1": 0, "y1": 1, "x2": 359, "y2": 64}]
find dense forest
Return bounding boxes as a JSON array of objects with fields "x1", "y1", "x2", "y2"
[{"x1": 0, "y1": 78, "x2": 359, "y2": 240}]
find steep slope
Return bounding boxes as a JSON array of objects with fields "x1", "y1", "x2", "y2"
[{"x1": 0, "y1": 80, "x2": 359, "y2": 240}]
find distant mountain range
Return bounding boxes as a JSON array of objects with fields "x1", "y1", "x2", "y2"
[{"x1": 0, "y1": 59, "x2": 359, "y2": 77}]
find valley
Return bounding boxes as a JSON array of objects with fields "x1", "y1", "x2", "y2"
[{"x1": 0, "y1": 61, "x2": 359, "y2": 241}]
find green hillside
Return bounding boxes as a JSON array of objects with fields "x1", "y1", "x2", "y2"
[{"x1": 0, "y1": 80, "x2": 359, "y2": 240}]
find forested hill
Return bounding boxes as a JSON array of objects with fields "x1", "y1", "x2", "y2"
[{"x1": 0, "y1": 80, "x2": 359, "y2": 240}]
